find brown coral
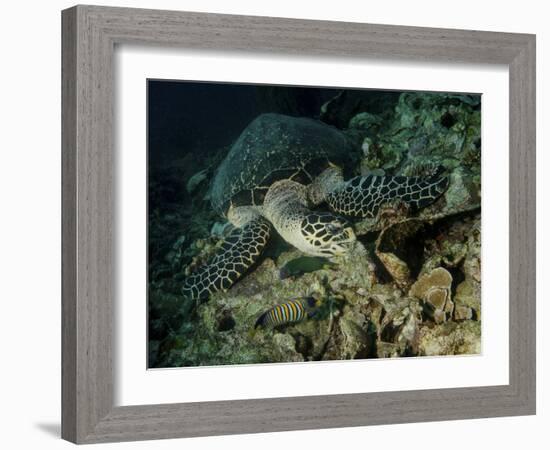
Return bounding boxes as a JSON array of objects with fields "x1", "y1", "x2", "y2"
[{"x1": 410, "y1": 267, "x2": 453, "y2": 324}]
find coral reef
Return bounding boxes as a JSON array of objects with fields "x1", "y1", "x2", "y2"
[{"x1": 148, "y1": 90, "x2": 482, "y2": 367}]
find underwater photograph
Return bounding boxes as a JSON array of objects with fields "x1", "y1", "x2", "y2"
[{"x1": 147, "y1": 80, "x2": 482, "y2": 368}]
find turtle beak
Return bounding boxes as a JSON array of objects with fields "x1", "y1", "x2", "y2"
[{"x1": 331, "y1": 227, "x2": 356, "y2": 256}]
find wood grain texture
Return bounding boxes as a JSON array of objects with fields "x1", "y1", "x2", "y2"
[
  {"x1": 508, "y1": 37, "x2": 536, "y2": 409},
  {"x1": 61, "y1": 4, "x2": 536, "y2": 444},
  {"x1": 61, "y1": 7, "x2": 77, "y2": 443}
]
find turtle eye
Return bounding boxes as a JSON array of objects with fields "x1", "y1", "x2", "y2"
[
  {"x1": 326, "y1": 221, "x2": 344, "y2": 235},
  {"x1": 326, "y1": 223, "x2": 337, "y2": 234}
]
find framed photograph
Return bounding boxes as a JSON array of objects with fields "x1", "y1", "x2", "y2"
[{"x1": 62, "y1": 5, "x2": 536, "y2": 444}]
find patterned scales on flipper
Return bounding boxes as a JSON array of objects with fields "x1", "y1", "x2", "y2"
[
  {"x1": 181, "y1": 218, "x2": 271, "y2": 300},
  {"x1": 326, "y1": 173, "x2": 449, "y2": 218}
]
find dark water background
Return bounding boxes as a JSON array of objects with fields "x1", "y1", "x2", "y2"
[{"x1": 147, "y1": 80, "x2": 348, "y2": 168}]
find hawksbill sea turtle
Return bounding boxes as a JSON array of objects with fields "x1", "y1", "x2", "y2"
[{"x1": 182, "y1": 113, "x2": 449, "y2": 301}]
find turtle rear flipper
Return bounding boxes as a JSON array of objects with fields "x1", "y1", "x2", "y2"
[
  {"x1": 326, "y1": 173, "x2": 449, "y2": 219},
  {"x1": 182, "y1": 217, "x2": 271, "y2": 301}
]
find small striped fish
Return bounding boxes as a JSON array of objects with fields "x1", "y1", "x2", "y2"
[{"x1": 254, "y1": 297, "x2": 321, "y2": 329}]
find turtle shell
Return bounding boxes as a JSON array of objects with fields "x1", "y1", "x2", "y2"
[{"x1": 211, "y1": 113, "x2": 357, "y2": 215}]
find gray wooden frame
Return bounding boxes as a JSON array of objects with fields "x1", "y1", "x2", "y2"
[{"x1": 62, "y1": 4, "x2": 536, "y2": 444}]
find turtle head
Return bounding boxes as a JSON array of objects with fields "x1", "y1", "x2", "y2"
[
  {"x1": 300, "y1": 212, "x2": 356, "y2": 257},
  {"x1": 307, "y1": 163, "x2": 345, "y2": 206}
]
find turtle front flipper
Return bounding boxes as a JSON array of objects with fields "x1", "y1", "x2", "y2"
[
  {"x1": 322, "y1": 171, "x2": 449, "y2": 219},
  {"x1": 181, "y1": 217, "x2": 271, "y2": 301}
]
